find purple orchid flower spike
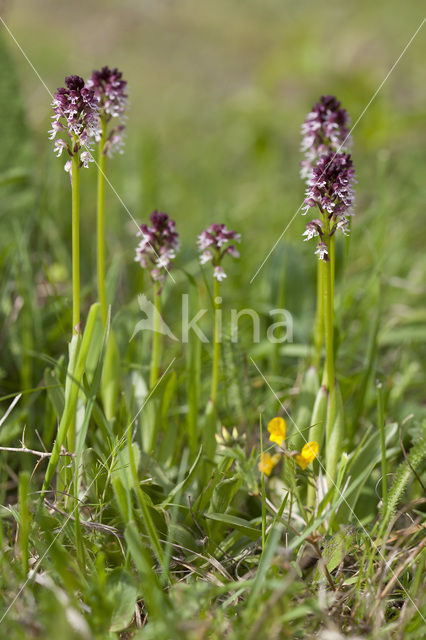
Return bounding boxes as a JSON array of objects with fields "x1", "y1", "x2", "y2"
[
  {"x1": 135, "y1": 211, "x2": 180, "y2": 290},
  {"x1": 197, "y1": 224, "x2": 241, "y2": 281},
  {"x1": 302, "y1": 152, "x2": 356, "y2": 261},
  {"x1": 87, "y1": 66, "x2": 128, "y2": 157},
  {"x1": 49, "y1": 75, "x2": 101, "y2": 175},
  {"x1": 300, "y1": 95, "x2": 351, "y2": 182}
]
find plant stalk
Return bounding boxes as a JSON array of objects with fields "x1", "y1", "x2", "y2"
[
  {"x1": 329, "y1": 233, "x2": 335, "y2": 305},
  {"x1": 202, "y1": 277, "x2": 221, "y2": 477},
  {"x1": 71, "y1": 146, "x2": 80, "y2": 334},
  {"x1": 210, "y1": 277, "x2": 221, "y2": 406},
  {"x1": 314, "y1": 259, "x2": 324, "y2": 370},
  {"x1": 323, "y1": 231, "x2": 335, "y2": 392},
  {"x1": 150, "y1": 282, "x2": 162, "y2": 389},
  {"x1": 97, "y1": 120, "x2": 108, "y2": 325}
]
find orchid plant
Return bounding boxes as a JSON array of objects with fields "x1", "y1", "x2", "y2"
[
  {"x1": 50, "y1": 74, "x2": 100, "y2": 334},
  {"x1": 135, "y1": 211, "x2": 179, "y2": 389},
  {"x1": 197, "y1": 224, "x2": 241, "y2": 409},
  {"x1": 300, "y1": 96, "x2": 356, "y2": 484},
  {"x1": 300, "y1": 95, "x2": 352, "y2": 371},
  {"x1": 87, "y1": 66, "x2": 128, "y2": 325}
]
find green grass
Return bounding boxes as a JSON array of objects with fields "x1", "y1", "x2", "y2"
[{"x1": 0, "y1": 2, "x2": 426, "y2": 638}]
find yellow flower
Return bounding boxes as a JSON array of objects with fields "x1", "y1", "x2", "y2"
[
  {"x1": 294, "y1": 441, "x2": 319, "y2": 470},
  {"x1": 258, "y1": 452, "x2": 281, "y2": 476},
  {"x1": 267, "y1": 417, "x2": 286, "y2": 446}
]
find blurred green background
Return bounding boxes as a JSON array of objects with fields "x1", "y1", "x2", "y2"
[{"x1": 0, "y1": 0, "x2": 425, "y2": 421}]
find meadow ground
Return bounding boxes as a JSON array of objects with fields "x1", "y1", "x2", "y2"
[{"x1": 0, "y1": 1, "x2": 425, "y2": 638}]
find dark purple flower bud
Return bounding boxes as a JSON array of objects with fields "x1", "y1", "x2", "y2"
[
  {"x1": 134, "y1": 211, "x2": 179, "y2": 289},
  {"x1": 87, "y1": 66, "x2": 128, "y2": 156},
  {"x1": 50, "y1": 74, "x2": 101, "y2": 174},
  {"x1": 65, "y1": 75, "x2": 85, "y2": 91},
  {"x1": 197, "y1": 223, "x2": 241, "y2": 281},
  {"x1": 301, "y1": 95, "x2": 351, "y2": 182}
]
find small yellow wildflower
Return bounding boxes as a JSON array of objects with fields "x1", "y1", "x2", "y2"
[
  {"x1": 267, "y1": 417, "x2": 286, "y2": 446},
  {"x1": 294, "y1": 441, "x2": 319, "y2": 470},
  {"x1": 258, "y1": 452, "x2": 281, "y2": 476}
]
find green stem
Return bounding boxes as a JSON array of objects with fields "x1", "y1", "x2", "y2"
[
  {"x1": 329, "y1": 233, "x2": 335, "y2": 305},
  {"x1": 314, "y1": 259, "x2": 324, "y2": 370},
  {"x1": 201, "y1": 278, "x2": 221, "y2": 479},
  {"x1": 323, "y1": 232, "x2": 335, "y2": 391},
  {"x1": 97, "y1": 120, "x2": 107, "y2": 325},
  {"x1": 320, "y1": 260, "x2": 328, "y2": 388},
  {"x1": 202, "y1": 277, "x2": 221, "y2": 476},
  {"x1": 71, "y1": 146, "x2": 80, "y2": 334},
  {"x1": 150, "y1": 282, "x2": 161, "y2": 389},
  {"x1": 210, "y1": 278, "x2": 221, "y2": 405}
]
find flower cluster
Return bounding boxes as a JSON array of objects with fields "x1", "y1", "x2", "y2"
[
  {"x1": 300, "y1": 95, "x2": 351, "y2": 182},
  {"x1": 302, "y1": 152, "x2": 356, "y2": 261},
  {"x1": 50, "y1": 75, "x2": 101, "y2": 174},
  {"x1": 257, "y1": 416, "x2": 319, "y2": 476},
  {"x1": 87, "y1": 66, "x2": 128, "y2": 156},
  {"x1": 197, "y1": 224, "x2": 241, "y2": 281},
  {"x1": 88, "y1": 66, "x2": 128, "y2": 118},
  {"x1": 134, "y1": 211, "x2": 179, "y2": 288}
]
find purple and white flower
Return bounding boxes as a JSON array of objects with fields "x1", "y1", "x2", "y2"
[
  {"x1": 302, "y1": 152, "x2": 356, "y2": 260},
  {"x1": 50, "y1": 75, "x2": 101, "y2": 173},
  {"x1": 301, "y1": 95, "x2": 351, "y2": 182},
  {"x1": 304, "y1": 153, "x2": 355, "y2": 218},
  {"x1": 197, "y1": 224, "x2": 241, "y2": 281},
  {"x1": 87, "y1": 66, "x2": 128, "y2": 157},
  {"x1": 214, "y1": 266, "x2": 227, "y2": 282},
  {"x1": 302, "y1": 219, "x2": 322, "y2": 241},
  {"x1": 135, "y1": 211, "x2": 179, "y2": 289},
  {"x1": 315, "y1": 242, "x2": 329, "y2": 262},
  {"x1": 80, "y1": 150, "x2": 94, "y2": 168}
]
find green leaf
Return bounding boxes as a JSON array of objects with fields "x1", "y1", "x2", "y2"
[
  {"x1": 313, "y1": 527, "x2": 356, "y2": 581},
  {"x1": 101, "y1": 330, "x2": 120, "y2": 422},
  {"x1": 124, "y1": 521, "x2": 169, "y2": 618},
  {"x1": 42, "y1": 304, "x2": 100, "y2": 492},
  {"x1": 44, "y1": 366, "x2": 65, "y2": 419},
  {"x1": 211, "y1": 475, "x2": 241, "y2": 514},
  {"x1": 107, "y1": 569, "x2": 138, "y2": 633},
  {"x1": 204, "y1": 513, "x2": 260, "y2": 540},
  {"x1": 162, "y1": 446, "x2": 202, "y2": 506},
  {"x1": 293, "y1": 365, "x2": 320, "y2": 451},
  {"x1": 111, "y1": 442, "x2": 141, "y2": 488}
]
